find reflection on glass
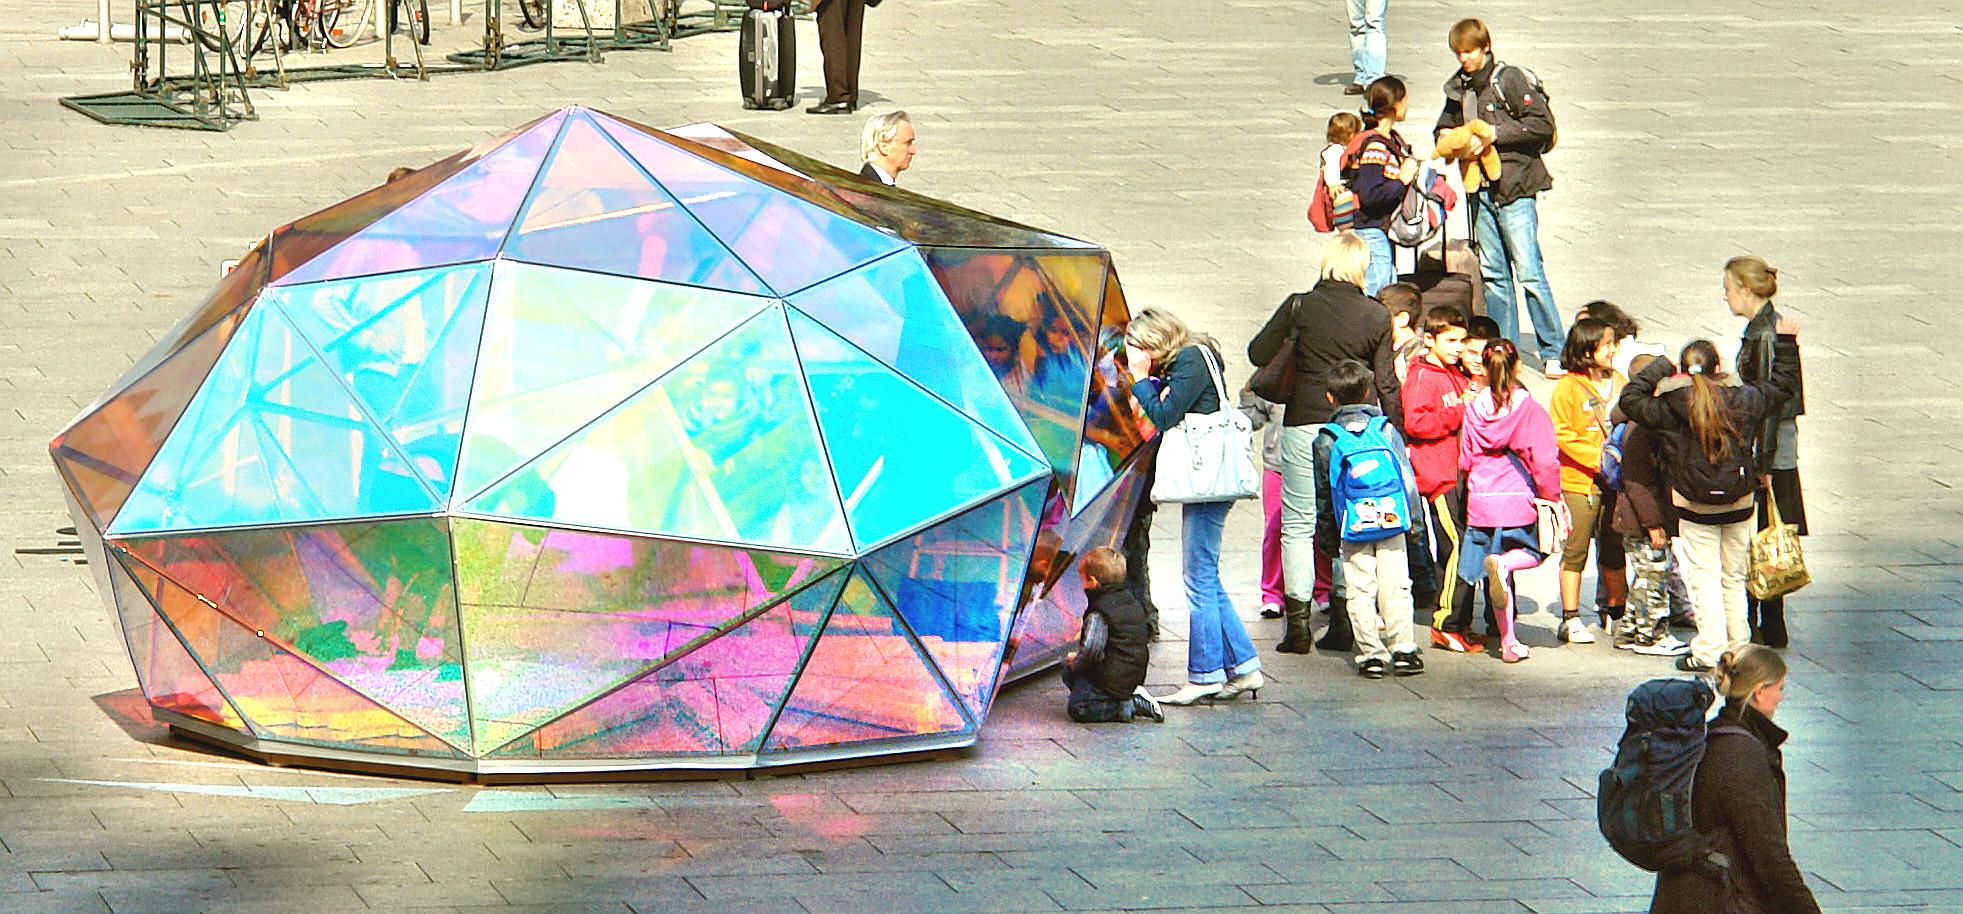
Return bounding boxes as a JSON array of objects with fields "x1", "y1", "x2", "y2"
[
  {"x1": 763, "y1": 569, "x2": 969, "y2": 750},
  {"x1": 452, "y1": 518, "x2": 839, "y2": 754},
  {"x1": 457, "y1": 264, "x2": 771, "y2": 501},
  {"x1": 109, "y1": 554, "x2": 244, "y2": 729},
  {"x1": 1001, "y1": 461, "x2": 1146, "y2": 681},
  {"x1": 110, "y1": 306, "x2": 440, "y2": 536},
  {"x1": 466, "y1": 306, "x2": 851, "y2": 555},
  {"x1": 860, "y1": 480, "x2": 1045, "y2": 717}
]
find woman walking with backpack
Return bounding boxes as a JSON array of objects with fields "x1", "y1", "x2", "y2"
[
  {"x1": 1456, "y1": 338, "x2": 1562, "y2": 663},
  {"x1": 1650, "y1": 645, "x2": 1820, "y2": 914},
  {"x1": 1728, "y1": 257, "x2": 1806, "y2": 648},
  {"x1": 1618, "y1": 326, "x2": 1800, "y2": 673}
]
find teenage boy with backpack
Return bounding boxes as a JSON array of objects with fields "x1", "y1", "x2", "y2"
[
  {"x1": 1316, "y1": 359, "x2": 1428, "y2": 679},
  {"x1": 1433, "y1": 18, "x2": 1563, "y2": 376}
]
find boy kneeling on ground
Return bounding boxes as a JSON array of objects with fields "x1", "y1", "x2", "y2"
[{"x1": 1062, "y1": 547, "x2": 1164, "y2": 723}]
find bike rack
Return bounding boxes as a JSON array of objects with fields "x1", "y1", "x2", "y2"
[{"x1": 60, "y1": 0, "x2": 257, "y2": 131}]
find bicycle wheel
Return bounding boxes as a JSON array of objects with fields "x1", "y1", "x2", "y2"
[
  {"x1": 517, "y1": 0, "x2": 546, "y2": 31},
  {"x1": 316, "y1": 0, "x2": 350, "y2": 47},
  {"x1": 411, "y1": 0, "x2": 430, "y2": 44}
]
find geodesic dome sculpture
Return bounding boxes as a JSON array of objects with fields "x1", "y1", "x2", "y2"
[{"x1": 51, "y1": 106, "x2": 1155, "y2": 776}]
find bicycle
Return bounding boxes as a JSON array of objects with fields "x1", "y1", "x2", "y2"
[{"x1": 321, "y1": 0, "x2": 431, "y2": 47}]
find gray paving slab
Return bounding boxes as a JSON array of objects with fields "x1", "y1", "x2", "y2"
[{"x1": 5, "y1": 0, "x2": 1963, "y2": 911}]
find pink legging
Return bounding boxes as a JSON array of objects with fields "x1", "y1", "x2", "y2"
[{"x1": 1490, "y1": 548, "x2": 1540, "y2": 646}]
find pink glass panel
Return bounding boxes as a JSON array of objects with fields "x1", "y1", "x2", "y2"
[{"x1": 108, "y1": 552, "x2": 243, "y2": 728}]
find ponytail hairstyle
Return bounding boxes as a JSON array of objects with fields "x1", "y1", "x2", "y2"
[
  {"x1": 1361, "y1": 76, "x2": 1407, "y2": 129},
  {"x1": 1714, "y1": 644, "x2": 1787, "y2": 702},
  {"x1": 1678, "y1": 340, "x2": 1736, "y2": 465},
  {"x1": 1483, "y1": 337, "x2": 1520, "y2": 408},
  {"x1": 1724, "y1": 256, "x2": 1778, "y2": 301}
]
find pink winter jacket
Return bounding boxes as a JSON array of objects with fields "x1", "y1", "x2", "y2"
[{"x1": 1458, "y1": 386, "x2": 1561, "y2": 528}]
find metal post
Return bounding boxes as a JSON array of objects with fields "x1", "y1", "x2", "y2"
[
  {"x1": 99, "y1": 0, "x2": 112, "y2": 41},
  {"x1": 451, "y1": 0, "x2": 460, "y2": 26}
]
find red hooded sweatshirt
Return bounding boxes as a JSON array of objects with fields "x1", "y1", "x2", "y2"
[{"x1": 1402, "y1": 356, "x2": 1471, "y2": 498}]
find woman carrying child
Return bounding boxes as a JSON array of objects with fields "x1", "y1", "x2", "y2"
[
  {"x1": 1728, "y1": 256, "x2": 1806, "y2": 648},
  {"x1": 1618, "y1": 324, "x2": 1800, "y2": 673},
  {"x1": 1123, "y1": 309, "x2": 1264, "y2": 706},
  {"x1": 1456, "y1": 338, "x2": 1563, "y2": 663},
  {"x1": 1547, "y1": 317, "x2": 1628, "y2": 645},
  {"x1": 1349, "y1": 77, "x2": 1421, "y2": 294}
]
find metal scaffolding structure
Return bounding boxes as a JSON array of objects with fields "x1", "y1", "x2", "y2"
[{"x1": 61, "y1": 0, "x2": 256, "y2": 131}]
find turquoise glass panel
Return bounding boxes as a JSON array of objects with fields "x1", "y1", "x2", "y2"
[
  {"x1": 762, "y1": 569, "x2": 970, "y2": 751},
  {"x1": 273, "y1": 118, "x2": 556, "y2": 287},
  {"x1": 596, "y1": 118, "x2": 907, "y2": 296},
  {"x1": 110, "y1": 306, "x2": 441, "y2": 535},
  {"x1": 786, "y1": 251, "x2": 1041, "y2": 461},
  {"x1": 272, "y1": 264, "x2": 492, "y2": 501},
  {"x1": 504, "y1": 112, "x2": 769, "y2": 295},
  {"x1": 466, "y1": 306, "x2": 852, "y2": 555},
  {"x1": 788, "y1": 309, "x2": 1046, "y2": 551},
  {"x1": 456, "y1": 263, "x2": 771, "y2": 501},
  {"x1": 859, "y1": 479, "x2": 1045, "y2": 718}
]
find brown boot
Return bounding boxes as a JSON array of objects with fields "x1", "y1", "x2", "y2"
[{"x1": 1276, "y1": 597, "x2": 1313, "y2": 654}]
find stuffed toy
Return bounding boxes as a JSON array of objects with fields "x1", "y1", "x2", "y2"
[{"x1": 1433, "y1": 120, "x2": 1501, "y2": 191}]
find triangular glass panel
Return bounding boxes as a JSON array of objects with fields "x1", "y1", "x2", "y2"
[
  {"x1": 786, "y1": 251, "x2": 1040, "y2": 460},
  {"x1": 273, "y1": 121, "x2": 556, "y2": 287},
  {"x1": 665, "y1": 123, "x2": 807, "y2": 177},
  {"x1": 719, "y1": 128, "x2": 1099, "y2": 251},
  {"x1": 88, "y1": 244, "x2": 268, "y2": 414},
  {"x1": 594, "y1": 117, "x2": 908, "y2": 296},
  {"x1": 272, "y1": 264, "x2": 493, "y2": 501},
  {"x1": 107, "y1": 550, "x2": 246, "y2": 729},
  {"x1": 485, "y1": 567, "x2": 848, "y2": 759},
  {"x1": 761, "y1": 569, "x2": 970, "y2": 751},
  {"x1": 1062, "y1": 452, "x2": 1151, "y2": 554},
  {"x1": 265, "y1": 110, "x2": 569, "y2": 286},
  {"x1": 452, "y1": 518, "x2": 843, "y2": 755},
  {"x1": 109, "y1": 305, "x2": 442, "y2": 536},
  {"x1": 119, "y1": 520, "x2": 471, "y2": 750},
  {"x1": 788, "y1": 309, "x2": 1047, "y2": 551},
  {"x1": 606, "y1": 116, "x2": 870, "y2": 226},
  {"x1": 465, "y1": 306, "x2": 852, "y2": 555},
  {"x1": 455, "y1": 263, "x2": 770, "y2": 501},
  {"x1": 1001, "y1": 463, "x2": 1147, "y2": 682},
  {"x1": 504, "y1": 113, "x2": 769, "y2": 295},
  {"x1": 859, "y1": 480, "x2": 1045, "y2": 718},
  {"x1": 918, "y1": 248, "x2": 1096, "y2": 475},
  {"x1": 142, "y1": 567, "x2": 461, "y2": 757},
  {"x1": 52, "y1": 312, "x2": 243, "y2": 531}
]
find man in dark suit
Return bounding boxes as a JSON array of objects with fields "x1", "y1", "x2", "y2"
[
  {"x1": 858, "y1": 111, "x2": 913, "y2": 185},
  {"x1": 809, "y1": 0, "x2": 878, "y2": 114}
]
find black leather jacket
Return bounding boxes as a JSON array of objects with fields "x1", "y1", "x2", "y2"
[{"x1": 1737, "y1": 303, "x2": 1804, "y2": 472}]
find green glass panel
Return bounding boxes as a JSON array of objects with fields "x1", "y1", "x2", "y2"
[
  {"x1": 456, "y1": 263, "x2": 770, "y2": 501},
  {"x1": 109, "y1": 305, "x2": 441, "y2": 536},
  {"x1": 788, "y1": 309, "x2": 1045, "y2": 550},
  {"x1": 466, "y1": 306, "x2": 852, "y2": 555},
  {"x1": 453, "y1": 519, "x2": 840, "y2": 755},
  {"x1": 273, "y1": 264, "x2": 492, "y2": 501},
  {"x1": 485, "y1": 568, "x2": 847, "y2": 759},
  {"x1": 119, "y1": 520, "x2": 470, "y2": 750},
  {"x1": 786, "y1": 251, "x2": 1040, "y2": 460},
  {"x1": 761, "y1": 569, "x2": 970, "y2": 751},
  {"x1": 505, "y1": 112, "x2": 769, "y2": 295},
  {"x1": 595, "y1": 117, "x2": 908, "y2": 296}
]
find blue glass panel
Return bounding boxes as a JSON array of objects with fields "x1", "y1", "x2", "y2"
[
  {"x1": 787, "y1": 309, "x2": 1047, "y2": 551},
  {"x1": 110, "y1": 306, "x2": 440, "y2": 536},
  {"x1": 786, "y1": 251, "x2": 1041, "y2": 462},
  {"x1": 455, "y1": 263, "x2": 771, "y2": 501},
  {"x1": 595, "y1": 117, "x2": 908, "y2": 297},
  {"x1": 505, "y1": 113, "x2": 769, "y2": 295},
  {"x1": 272, "y1": 264, "x2": 492, "y2": 502},
  {"x1": 859, "y1": 479, "x2": 1045, "y2": 717},
  {"x1": 273, "y1": 118, "x2": 557, "y2": 287},
  {"x1": 465, "y1": 306, "x2": 852, "y2": 556}
]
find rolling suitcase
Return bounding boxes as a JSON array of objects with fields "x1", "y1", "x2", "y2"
[
  {"x1": 1401, "y1": 217, "x2": 1485, "y2": 317},
  {"x1": 739, "y1": 0, "x2": 796, "y2": 111}
]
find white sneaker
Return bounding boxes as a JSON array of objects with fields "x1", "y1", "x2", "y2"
[
  {"x1": 1634, "y1": 635, "x2": 1690, "y2": 657},
  {"x1": 1544, "y1": 359, "x2": 1568, "y2": 378},
  {"x1": 1559, "y1": 617, "x2": 1596, "y2": 644}
]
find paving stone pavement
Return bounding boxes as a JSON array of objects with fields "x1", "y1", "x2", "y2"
[{"x1": 4, "y1": 0, "x2": 1963, "y2": 911}]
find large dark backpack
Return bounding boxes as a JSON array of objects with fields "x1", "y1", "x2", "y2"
[
  {"x1": 1598, "y1": 678, "x2": 1749, "y2": 874},
  {"x1": 1672, "y1": 431, "x2": 1757, "y2": 507}
]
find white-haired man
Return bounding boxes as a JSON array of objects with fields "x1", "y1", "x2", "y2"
[{"x1": 859, "y1": 111, "x2": 915, "y2": 185}]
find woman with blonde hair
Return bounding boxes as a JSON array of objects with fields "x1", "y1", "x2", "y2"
[
  {"x1": 1649, "y1": 645, "x2": 1819, "y2": 914},
  {"x1": 1121, "y1": 308, "x2": 1263, "y2": 705},
  {"x1": 1727, "y1": 256, "x2": 1806, "y2": 648},
  {"x1": 1248, "y1": 231, "x2": 1403, "y2": 655}
]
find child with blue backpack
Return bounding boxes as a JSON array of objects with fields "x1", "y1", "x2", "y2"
[{"x1": 1315, "y1": 359, "x2": 1428, "y2": 678}]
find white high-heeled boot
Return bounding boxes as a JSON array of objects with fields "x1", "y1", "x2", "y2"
[
  {"x1": 1215, "y1": 669, "x2": 1264, "y2": 700},
  {"x1": 1157, "y1": 682, "x2": 1222, "y2": 706}
]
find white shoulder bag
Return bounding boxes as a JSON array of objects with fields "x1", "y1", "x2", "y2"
[{"x1": 1149, "y1": 346, "x2": 1259, "y2": 504}]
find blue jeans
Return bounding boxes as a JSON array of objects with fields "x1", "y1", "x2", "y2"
[
  {"x1": 1470, "y1": 190, "x2": 1561, "y2": 365},
  {"x1": 1183, "y1": 500, "x2": 1261, "y2": 683},
  {"x1": 1358, "y1": 227, "x2": 1395, "y2": 296},
  {"x1": 1347, "y1": 0, "x2": 1386, "y2": 85}
]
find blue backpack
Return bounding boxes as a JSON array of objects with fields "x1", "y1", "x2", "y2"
[
  {"x1": 1326, "y1": 415, "x2": 1412, "y2": 543},
  {"x1": 1598, "y1": 421, "x2": 1628, "y2": 491},
  {"x1": 1598, "y1": 678, "x2": 1749, "y2": 875}
]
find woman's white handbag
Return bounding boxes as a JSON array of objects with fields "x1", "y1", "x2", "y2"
[{"x1": 1150, "y1": 346, "x2": 1259, "y2": 504}]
